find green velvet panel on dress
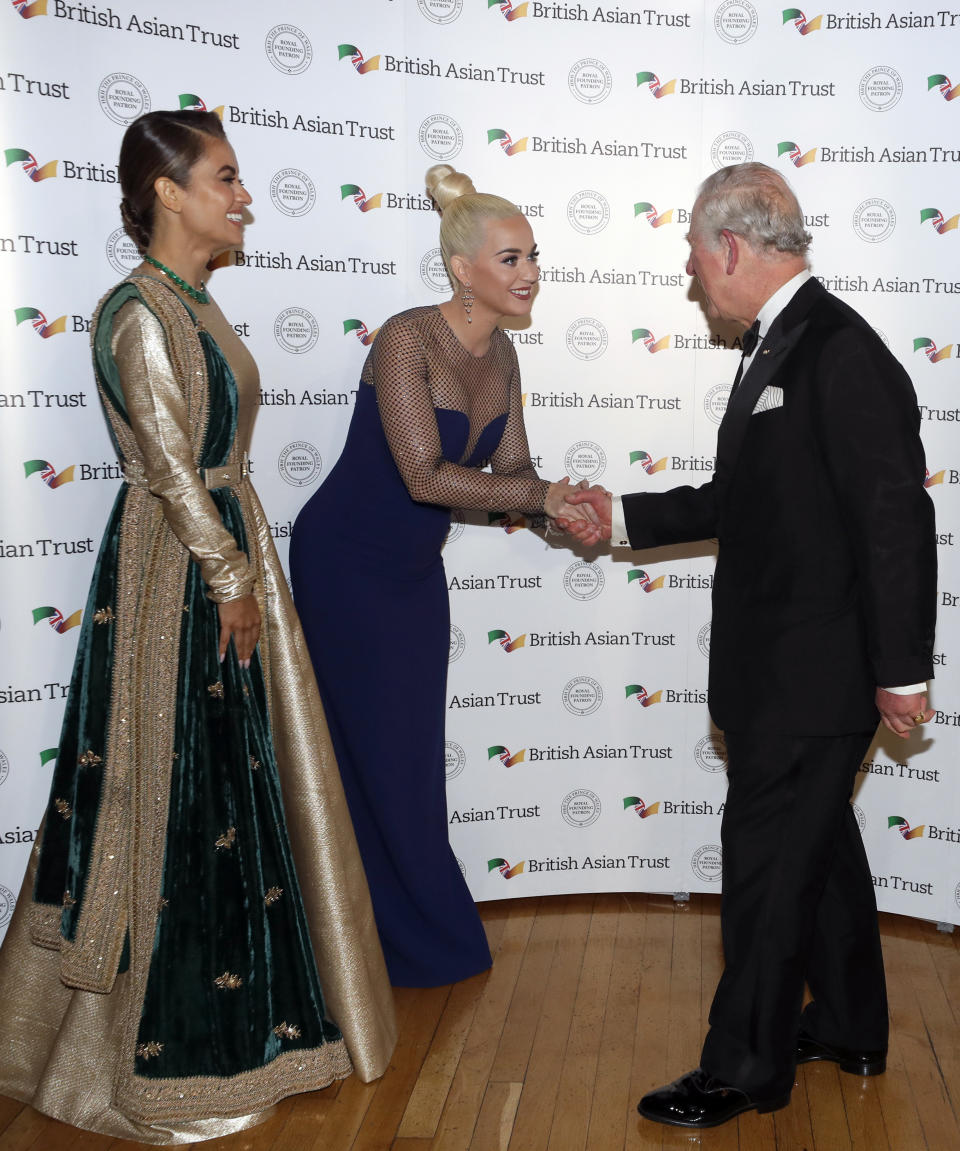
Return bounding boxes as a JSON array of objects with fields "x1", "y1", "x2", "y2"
[
  {"x1": 33, "y1": 282, "x2": 144, "y2": 928},
  {"x1": 32, "y1": 490, "x2": 123, "y2": 928}
]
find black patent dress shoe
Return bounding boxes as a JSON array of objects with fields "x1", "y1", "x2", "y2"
[
  {"x1": 796, "y1": 1031, "x2": 886, "y2": 1076},
  {"x1": 637, "y1": 1068, "x2": 790, "y2": 1129}
]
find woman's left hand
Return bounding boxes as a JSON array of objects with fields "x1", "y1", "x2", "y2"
[{"x1": 217, "y1": 594, "x2": 260, "y2": 668}]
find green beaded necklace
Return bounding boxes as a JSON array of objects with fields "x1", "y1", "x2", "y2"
[{"x1": 143, "y1": 254, "x2": 209, "y2": 305}]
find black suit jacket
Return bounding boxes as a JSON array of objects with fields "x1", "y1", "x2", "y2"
[{"x1": 622, "y1": 278, "x2": 937, "y2": 735}]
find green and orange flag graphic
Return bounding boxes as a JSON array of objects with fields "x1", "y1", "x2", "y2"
[
  {"x1": 338, "y1": 44, "x2": 380, "y2": 74},
  {"x1": 635, "y1": 71, "x2": 676, "y2": 98},
  {"x1": 488, "y1": 746, "x2": 526, "y2": 767},
  {"x1": 32, "y1": 606, "x2": 82, "y2": 633},
  {"x1": 920, "y1": 207, "x2": 959, "y2": 234},
  {"x1": 632, "y1": 328, "x2": 671, "y2": 353},
  {"x1": 888, "y1": 816, "x2": 924, "y2": 840},
  {"x1": 913, "y1": 338, "x2": 953, "y2": 363},
  {"x1": 24, "y1": 460, "x2": 74, "y2": 488},
  {"x1": 623, "y1": 797, "x2": 661, "y2": 817},
  {"x1": 487, "y1": 128, "x2": 528, "y2": 155},
  {"x1": 777, "y1": 140, "x2": 817, "y2": 166},
  {"x1": 15, "y1": 306, "x2": 66, "y2": 337},
  {"x1": 627, "y1": 569, "x2": 665, "y2": 592},
  {"x1": 4, "y1": 148, "x2": 57, "y2": 181}
]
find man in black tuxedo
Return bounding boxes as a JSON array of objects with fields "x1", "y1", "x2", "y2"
[{"x1": 560, "y1": 162, "x2": 937, "y2": 1129}]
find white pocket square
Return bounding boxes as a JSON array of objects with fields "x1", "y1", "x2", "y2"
[{"x1": 752, "y1": 385, "x2": 784, "y2": 414}]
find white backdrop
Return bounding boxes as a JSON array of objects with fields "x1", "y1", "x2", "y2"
[{"x1": 1, "y1": 1, "x2": 958, "y2": 945}]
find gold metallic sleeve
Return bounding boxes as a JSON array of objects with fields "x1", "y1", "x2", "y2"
[{"x1": 111, "y1": 301, "x2": 255, "y2": 602}]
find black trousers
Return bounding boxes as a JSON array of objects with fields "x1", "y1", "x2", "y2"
[{"x1": 699, "y1": 729, "x2": 887, "y2": 1099}]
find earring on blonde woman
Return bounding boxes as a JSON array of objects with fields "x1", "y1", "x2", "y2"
[{"x1": 461, "y1": 284, "x2": 474, "y2": 324}]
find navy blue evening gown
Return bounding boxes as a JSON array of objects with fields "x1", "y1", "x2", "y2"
[{"x1": 290, "y1": 306, "x2": 549, "y2": 986}]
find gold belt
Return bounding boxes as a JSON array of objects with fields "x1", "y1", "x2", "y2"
[
  {"x1": 122, "y1": 454, "x2": 249, "y2": 491},
  {"x1": 199, "y1": 455, "x2": 250, "y2": 490}
]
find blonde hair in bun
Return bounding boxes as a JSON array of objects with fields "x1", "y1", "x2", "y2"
[{"x1": 425, "y1": 163, "x2": 522, "y2": 289}]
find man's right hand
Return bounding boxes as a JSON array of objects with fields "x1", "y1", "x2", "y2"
[{"x1": 556, "y1": 486, "x2": 613, "y2": 546}]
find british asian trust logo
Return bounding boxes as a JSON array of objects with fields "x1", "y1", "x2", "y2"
[
  {"x1": 914, "y1": 338, "x2": 954, "y2": 363},
  {"x1": 625, "y1": 684, "x2": 662, "y2": 707},
  {"x1": 782, "y1": 8, "x2": 822, "y2": 35},
  {"x1": 624, "y1": 796, "x2": 660, "y2": 818},
  {"x1": 488, "y1": 128, "x2": 527, "y2": 156},
  {"x1": 636, "y1": 71, "x2": 675, "y2": 98},
  {"x1": 15, "y1": 306, "x2": 65, "y2": 337},
  {"x1": 4, "y1": 148, "x2": 57, "y2": 181},
  {"x1": 489, "y1": 0, "x2": 527, "y2": 20},
  {"x1": 12, "y1": 0, "x2": 47, "y2": 17},
  {"x1": 778, "y1": 141, "x2": 816, "y2": 167},
  {"x1": 24, "y1": 459, "x2": 74, "y2": 487},
  {"x1": 634, "y1": 202, "x2": 676, "y2": 227},
  {"x1": 632, "y1": 328, "x2": 670, "y2": 352},
  {"x1": 488, "y1": 745, "x2": 526, "y2": 767},
  {"x1": 928, "y1": 74, "x2": 960, "y2": 101},
  {"x1": 488, "y1": 857, "x2": 525, "y2": 878},
  {"x1": 629, "y1": 450, "x2": 667, "y2": 474},
  {"x1": 488, "y1": 629, "x2": 525, "y2": 652},
  {"x1": 889, "y1": 815, "x2": 924, "y2": 840},
  {"x1": 340, "y1": 184, "x2": 381, "y2": 212},
  {"x1": 627, "y1": 568, "x2": 665, "y2": 592},
  {"x1": 343, "y1": 319, "x2": 379, "y2": 345},
  {"x1": 32, "y1": 605, "x2": 82, "y2": 633},
  {"x1": 921, "y1": 208, "x2": 959, "y2": 234},
  {"x1": 338, "y1": 44, "x2": 380, "y2": 74}
]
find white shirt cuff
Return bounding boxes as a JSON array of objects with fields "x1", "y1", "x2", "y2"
[
  {"x1": 611, "y1": 495, "x2": 631, "y2": 548},
  {"x1": 882, "y1": 683, "x2": 927, "y2": 695}
]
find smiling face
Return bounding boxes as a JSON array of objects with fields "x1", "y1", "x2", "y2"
[
  {"x1": 166, "y1": 136, "x2": 252, "y2": 255},
  {"x1": 453, "y1": 214, "x2": 540, "y2": 325}
]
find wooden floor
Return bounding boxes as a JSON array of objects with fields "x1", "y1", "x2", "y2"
[{"x1": 2, "y1": 893, "x2": 959, "y2": 1150}]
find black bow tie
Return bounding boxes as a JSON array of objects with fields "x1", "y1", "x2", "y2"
[{"x1": 741, "y1": 320, "x2": 761, "y2": 357}]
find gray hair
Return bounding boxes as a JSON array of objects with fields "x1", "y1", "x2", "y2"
[{"x1": 693, "y1": 163, "x2": 811, "y2": 257}]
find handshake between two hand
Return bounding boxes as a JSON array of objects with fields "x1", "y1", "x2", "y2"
[{"x1": 544, "y1": 477, "x2": 613, "y2": 547}]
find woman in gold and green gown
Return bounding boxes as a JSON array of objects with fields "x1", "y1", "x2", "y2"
[{"x1": 0, "y1": 110, "x2": 395, "y2": 1144}]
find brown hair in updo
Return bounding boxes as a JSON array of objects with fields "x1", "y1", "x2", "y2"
[
  {"x1": 425, "y1": 163, "x2": 522, "y2": 289},
  {"x1": 119, "y1": 110, "x2": 226, "y2": 252}
]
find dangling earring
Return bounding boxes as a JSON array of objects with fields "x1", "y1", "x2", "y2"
[{"x1": 461, "y1": 283, "x2": 474, "y2": 324}]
